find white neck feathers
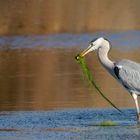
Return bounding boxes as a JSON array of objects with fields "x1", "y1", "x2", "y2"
[{"x1": 97, "y1": 40, "x2": 114, "y2": 71}]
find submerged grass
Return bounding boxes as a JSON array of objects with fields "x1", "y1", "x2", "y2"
[
  {"x1": 98, "y1": 120, "x2": 118, "y2": 126},
  {"x1": 75, "y1": 54, "x2": 122, "y2": 113},
  {"x1": 90, "y1": 120, "x2": 118, "y2": 126}
]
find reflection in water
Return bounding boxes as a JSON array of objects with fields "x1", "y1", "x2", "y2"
[{"x1": 0, "y1": 47, "x2": 139, "y2": 110}]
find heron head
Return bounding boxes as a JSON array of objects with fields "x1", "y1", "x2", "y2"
[{"x1": 80, "y1": 37, "x2": 104, "y2": 57}]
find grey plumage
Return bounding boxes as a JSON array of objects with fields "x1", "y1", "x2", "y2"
[{"x1": 115, "y1": 59, "x2": 140, "y2": 95}]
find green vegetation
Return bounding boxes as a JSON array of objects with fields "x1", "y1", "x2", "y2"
[
  {"x1": 89, "y1": 120, "x2": 118, "y2": 126},
  {"x1": 98, "y1": 120, "x2": 118, "y2": 126},
  {"x1": 75, "y1": 54, "x2": 122, "y2": 113}
]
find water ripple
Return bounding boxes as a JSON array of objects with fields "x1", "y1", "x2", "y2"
[{"x1": 0, "y1": 109, "x2": 139, "y2": 140}]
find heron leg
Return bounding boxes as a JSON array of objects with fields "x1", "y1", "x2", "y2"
[{"x1": 132, "y1": 93, "x2": 140, "y2": 123}]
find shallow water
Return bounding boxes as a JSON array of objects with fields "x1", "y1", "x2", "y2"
[
  {"x1": 0, "y1": 32, "x2": 139, "y2": 110},
  {"x1": 0, "y1": 109, "x2": 139, "y2": 140},
  {"x1": 0, "y1": 47, "x2": 139, "y2": 110},
  {"x1": 1, "y1": 31, "x2": 140, "y2": 49},
  {"x1": 0, "y1": 32, "x2": 140, "y2": 139}
]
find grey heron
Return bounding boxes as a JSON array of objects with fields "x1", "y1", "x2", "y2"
[{"x1": 80, "y1": 37, "x2": 140, "y2": 123}]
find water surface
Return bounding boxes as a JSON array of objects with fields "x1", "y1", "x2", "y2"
[
  {"x1": 0, "y1": 32, "x2": 140, "y2": 139},
  {"x1": 0, "y1": 32, "x2": 140, "y2": 110},
  {"x1": 0, "y1": 109, "x2": 139, "y2": 140}
]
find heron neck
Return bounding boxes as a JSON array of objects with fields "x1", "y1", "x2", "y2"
[{"x1": 97, "y1": 48, "x2": 114, "y2": 72}]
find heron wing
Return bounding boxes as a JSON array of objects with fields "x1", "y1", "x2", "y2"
[{"x1": 115, "y1": 59, "x2": 140, "y2": 92}]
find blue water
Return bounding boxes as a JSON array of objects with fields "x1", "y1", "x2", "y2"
[
  {"x1": 0, "y1": 31, "x2": 140, "y2": 49},
  {"x1": 0, "y1": 32, "x2": 140, "y2": 139},
  {"x1": 0, "y1": 109, "x2": 139, "y2": 140}
]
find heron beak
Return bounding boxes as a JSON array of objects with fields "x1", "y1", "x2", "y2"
[{"x1": 80, "y1": 44, "x2": 93, "y2": 57}]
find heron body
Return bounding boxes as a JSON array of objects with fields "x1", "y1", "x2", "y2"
[
  {"x1": 114, "y1": 59, "x2": 140, "y2": 94},
  {"x1": 80, "y1": 37, "x2": 140, "y2": 123}
]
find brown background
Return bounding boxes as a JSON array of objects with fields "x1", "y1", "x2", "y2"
[{"x1": 0, "y1": 0, "x2": 140, "y2": 35}]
